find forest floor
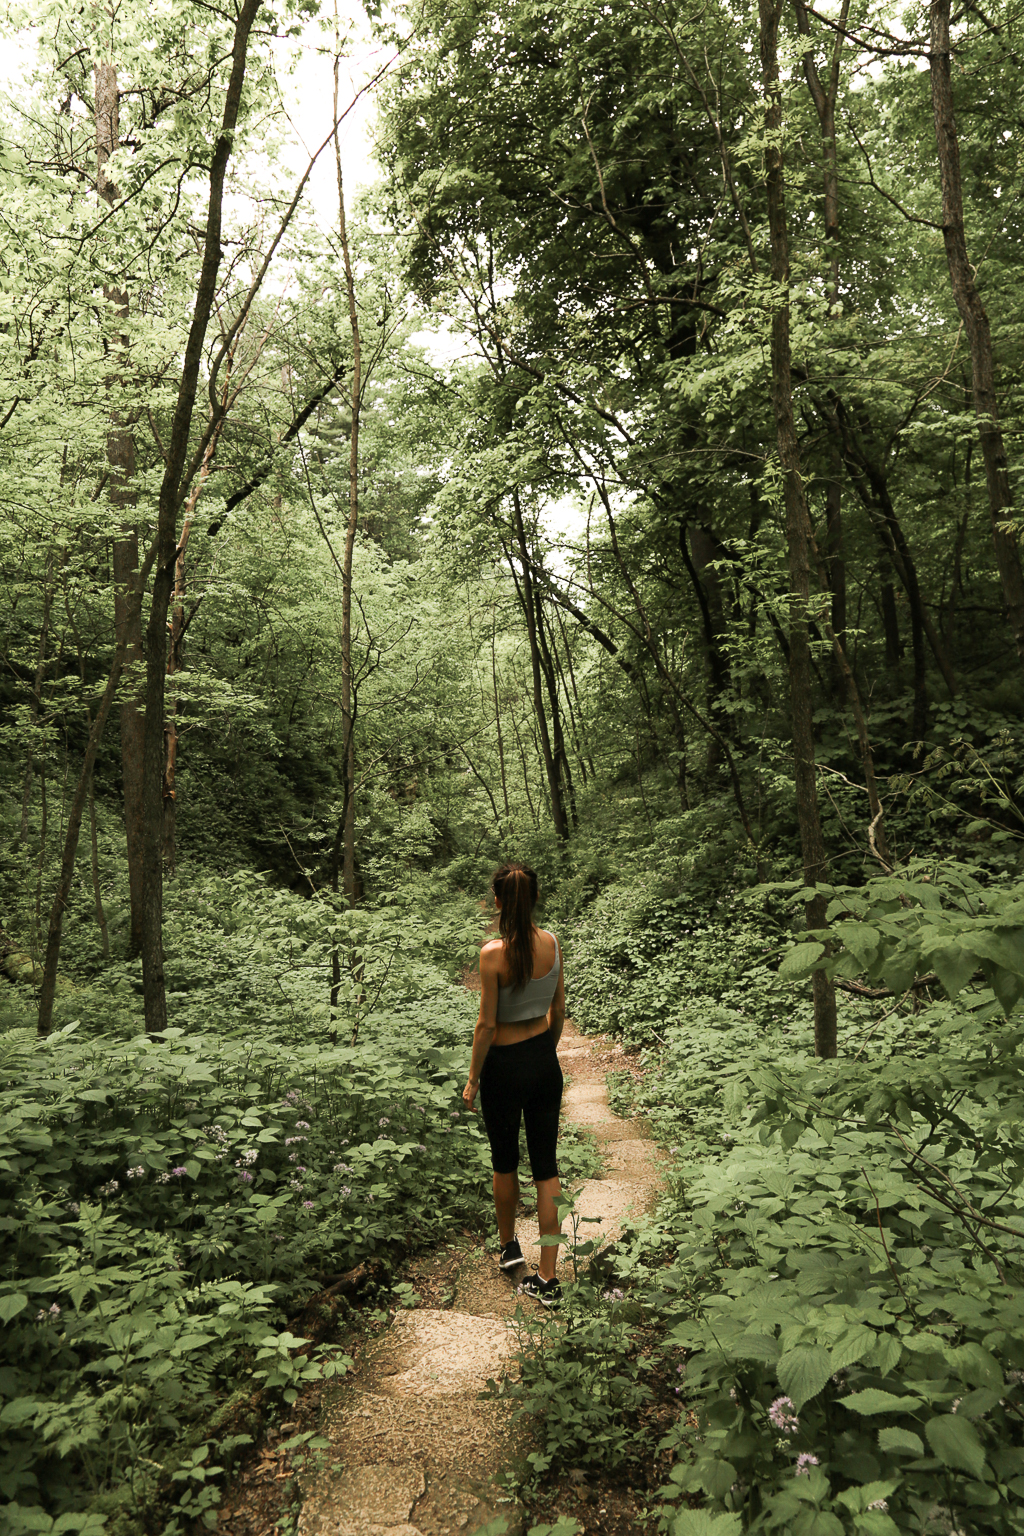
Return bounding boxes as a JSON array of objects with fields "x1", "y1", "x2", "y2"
[{"x1": 219, "y1": 1020, "x2": 664, "y2": 1536}]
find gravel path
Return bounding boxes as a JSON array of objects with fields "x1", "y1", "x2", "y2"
[{"x1": 298, "y1": 1020, "x2": 663, "y2": 1536}]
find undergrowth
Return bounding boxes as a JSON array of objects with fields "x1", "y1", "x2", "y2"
[{"x1": 510, "y1": 866, "x2": 1024, "y2": 1536}]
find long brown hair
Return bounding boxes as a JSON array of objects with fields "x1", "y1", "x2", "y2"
[{"x1": 492, "y1": 862, "x2": 538, "y2": 988}]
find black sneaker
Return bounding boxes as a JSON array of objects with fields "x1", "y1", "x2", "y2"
[
  {"x1": 518, "y1": 1272, "x2": 562, "y2": 1307},
  {"x1": 499, "y1": 1238, "x2": 524, "y2": 1271}
]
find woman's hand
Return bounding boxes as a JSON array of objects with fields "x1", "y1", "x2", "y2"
[{"x1": 463, "y1": 1078, "x2": 479, "y2": 1110}]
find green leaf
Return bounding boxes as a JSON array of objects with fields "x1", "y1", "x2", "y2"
[
  {"x1": 951, "y1": 1342, "x2": 1002, "y2": 1389},
  {"x1": 878, "y1": 1427, "x2": 924, "y2": 1456},
  {"x1": 779, "y1": 943, "x2": 825, "y2": 980},
  {"x1": 844, "y1": 1389, "x2": 922, "y2": 1415},
  {"x1": 777, "y1": 1345, "x2": 833, "y2": 1408},
  {"x1": 925, "y1": 1414, "x2": 986, "y2": 1478},
  {"x1": 0, "y1": 1293, "x2": 29, "y2": 1324},
  {"x1": 670, "y1": 1515, "x2": 742, "y2": 1536},
  {"x1": 701, "y1": 1460, "x2": 737, "y2": 1499},
  {"x1": 829, "y1": 1327, "x2": 877, "y2": 1371},
  {"x1": 930, "y1": 943, "x2": 977, "y2": 999},
  {"x1": 836, "y1": 1479, "x2": 898, "y2": 1512},
  {"x1": 833, "y1": 921, "x2": 881, "y2": 965},
  {"x1": 880, "y1": 947, "x2": 918, "y2": 994},
  {"x1": 732, "y1": 1333, "x2": 781, "y2": 1362}
]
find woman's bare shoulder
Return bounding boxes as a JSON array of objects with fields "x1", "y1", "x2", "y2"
[{"x1": 480, "y1": 939, "x2": 504, "y2": 966}]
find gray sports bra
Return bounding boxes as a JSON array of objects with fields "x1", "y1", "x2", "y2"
[{"x1": 495, "y1": 931, "x2": 561, "y2": 1023}]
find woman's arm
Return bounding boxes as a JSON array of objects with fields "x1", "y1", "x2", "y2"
[
  {"x1": 548, "y1": 935, "x2": 566, "y2": 1047},
  {"x1": 463, "y1": 942, "x2": 500, "y2": 1109}
]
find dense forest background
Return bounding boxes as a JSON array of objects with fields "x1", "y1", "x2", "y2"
[{"x1": 5, "y1": 0, "x2": 1024, "y2": 1531}]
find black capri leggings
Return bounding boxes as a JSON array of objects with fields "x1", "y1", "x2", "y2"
[{"x1": 478, "y1": 1029, "x2": 563, "y2": 1182}]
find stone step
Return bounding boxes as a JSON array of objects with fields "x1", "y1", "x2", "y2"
[
  {"x1": 365, "y1": 1310, "x2": 513, "y2": 1398},
  {"x1": 562, "y1": 1082, "x2": 609, "y2": 1107}
]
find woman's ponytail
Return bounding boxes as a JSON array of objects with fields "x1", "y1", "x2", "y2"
[{"x1": 492, "y1": 862, "x2": 538, "y2": 988}]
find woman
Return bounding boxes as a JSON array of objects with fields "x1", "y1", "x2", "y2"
[{"x1": 462, "y1": 861, "x2": 566, "y2": 1305}]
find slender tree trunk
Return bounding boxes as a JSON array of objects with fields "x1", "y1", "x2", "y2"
[
  {"x1": 549, "y1": 614, "x2": 589, "y2": 788},
  {"x1": 509, "y1": 696, "x2": 540, "y2": 828},
  {"x1": 827, "y1": 398, "x2": 957, "y2": 727},
  {"x1": 880, "y1": 581, "x2": 902, "y2": 667},
  {"x1": 334, "y1": 41, "x2": 361, "y2": 904},
  {"x1": 115, "y1": 530, "x2": 145, "y2": 947},
  {"x1": 553, "y1": 605, "x2": 596, "y2": 782},
  {"x1": 807, "y1": 533, "x2": 891, "y2": 866},
  {"x1": 164, "y1": 419, "x2": 223, "y2": 872},
  {"x1": 534, "y1": 588, "x2": 577, "y2": 828},
  {"x1": 95, "y1": 60, "x2": 145, "y2": 955},
  {"x1": 32, "y1": 771, "x2": 48, "y2": 964},
  {"x1": 825, "y1": 458, "x2": 847, "y2": 690},
  {"x1": 508, "y1": 494, "x2": 569, "y2": 840},
  {"x1": 88, "y1": 764, "x2": 110, "y2": 960},
  {"x1": 38, "y1": 649, "x2": 126, "y2": 1034},
  {"x1": 760, "y1": 0, "x2": 838, "y2": 1057},
  {"x1": 929, "y1": 0, "x2": 1024, "y2": 666},
  {"x1": 18, "y1": 563, "x2": 53, "y2": 847},
  {"x1": 490, "y1": 608, "x2": 511, "y2": 821},
  {"x1": 678, "y1": 522, "x2": 731, "y2": 773},
  {"x1": 139, "y1": 0, "x2": 263, "y2": 1035}
]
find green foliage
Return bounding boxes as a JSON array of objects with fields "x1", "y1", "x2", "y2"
[
  {"x1": 513, "y1": 860, "x2": 1024, "y2": 1532},
  {"x1": 0, "y1": 870, "x2": 493, "y2": 1531},
  {"x1": 568, "y1": 872, "x2": 797, "y2": 1049},
  {"x1": 779, "y1": 861, "x2": 1024, "y2": 1014}
]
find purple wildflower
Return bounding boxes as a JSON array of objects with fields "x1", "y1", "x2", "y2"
[
  {"x1": 171, "y1": 1166, "x2": 188, "y2": 1178},
  {"x1": 769, "y1": 1397, "x2": 800, "y2": 1435},
  {"x1": 302, "y1": 1200, "x2": 315, "y2": 1210},
  {"x1": 295, "y1": 1120, "x2": 311, "y2": 1130},
  {"x1": 867, "y1": 1500, "x2": 888, "y2": 1512},
  {"x1": 795, "y1": 1453, "x2": 819, "y2": 1476},
  {"x1": 237, "y1": 1170, "x2": 254, "y2": 1184}
]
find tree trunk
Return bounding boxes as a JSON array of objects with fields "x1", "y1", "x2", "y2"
[
  {"x1": 880, "y1": 581, "x2": 902, "y2": 667},
  {"x1": 18, "y1": 562, "x2": 53, "y2": 847},
  {"x1": 553, "y1": 604, "x2": 596, "y2": 782},
  {"x1": 679, "y1": 522, "x2": 731, "y2": 772},
  {"x1": 139, "y1": 0, "x2": 263, "y2": 1035},
  {"x1": 490, "y1": 607, "x2": 511, "y2": 821},
  {"x1": 334, "y1": 48, "x2": 362, "y2": 905},
  {"x1": 929, "y1": 0, "x2": 1024, "y2": 667},
  {"x1": 760, "y1": 0, "x2": 838, "y2": 1057},
  {"x1": 508, "y1": 493, "x2": 569, "y2": 840},
  {"x1": 534, "y1": 587, "x2": 578, "y2": 828},
  {"x1": 95, "y1": 60, "x2": 145, "y2": 954},
  {"x1": 508, "y1": 692, "x2": 540, "y2": 828},
  {"x1": 88, "y1": 764, "x2": 111, "y2": 960},
  {"x1": 164, "y1": 421, "x2": 223, "y2": 872},
  {"x1": 38, "y1": 650, "x2": 126, "y2": 1034},
  {"x1": 825, "y1": 457, "x2": 847, "y2": 686}
]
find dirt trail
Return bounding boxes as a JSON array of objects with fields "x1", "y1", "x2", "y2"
[{"x1": 298, "y1": 1021, "x2": 663, "y2": 1536}]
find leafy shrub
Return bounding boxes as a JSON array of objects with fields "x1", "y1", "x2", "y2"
[
  {"x1": 0, "y1": 1013, "x2": 490, "y2": 1533},
  {"x1": 568, "y1": 884, "x2": 794, "y2": 1049}
]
